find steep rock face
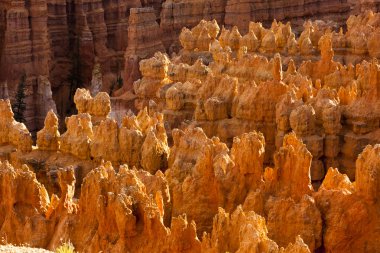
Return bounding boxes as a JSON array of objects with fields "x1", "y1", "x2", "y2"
[
  {"x1": 158, "y1": 0, "x2": 380, "y2": 53},
  {"x1": 224, "y1": 0, "x2": 351, "y2": 34},
  {"x1": 0, "y1": 162, "x2": 79, "y2": 249},
  {"x1": 35, "y1": 76, "x2": 58, "y2": 131},
  {"x1": 46, "y1": 0, "x2": 71, "y2": 96},
  {"x1": 357, "y1": 0, "x2": 380, "y2": 13},
  {"x1": 166, "y1": 127, "x2": 235, "y2": 234},
  {"x1": 242, "y1": 133, "x2": 322, "y2": 251},
  {"x1": 117, "y1": 7, "x2": 166, "y2": 95},
  {"x1": 68, "y1": 162, "x2": 171, "y2": 252},
  {"x1": 0, "y1": 1, "x2": 55, "y2": 133},
  {"x1": 315, "y1": 145, "x2": 380, "y2": 253},
  {"x1": 164, "y1": 127, "x2": 321, "y2": 250},
  {"x1": 166, "y1": 127, "x2": 268, "y2": 235},
  {"x1": 160, "y1": 0, "x2": 228, "y2": 51},
  {"x1": 0, "y1": 100, "x2": 33, "y2": 153},
  {"x1": 103, "y1": 0, "x2": 141, "y2": 52},
  {"x1": 0, "y1": 0, "x2": 50, "y2": 84},
  {"x1": 126, "y1": 8, "x2": 165, "y2": 59},
  {"x1": 0, "y1": 0, "x2": 150, "y2": 132},
  {"x1": 2, "y1": 0, "x2": 380, "y2": 134},
  {"x1": 0, "y1": 82, "x2": 379, "y2": 251},
  {"x1": 3, "y1": 8, "x2": 380, "y2": 253},
  {"x1": 201, "y1": 207, "x2": 311, "y2": 253},
  {"x1": 0, "y1": 161, "x2": 51, "y2": 247},
  {"x1": 0, "y1": 159, "x2": 202, "y2": 252}
]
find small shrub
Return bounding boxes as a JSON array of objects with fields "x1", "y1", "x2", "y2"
[{"x1": 55, "y1": 241, "x2": 75, "y2": 253}]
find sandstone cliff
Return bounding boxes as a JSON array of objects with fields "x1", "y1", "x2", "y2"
[{"x1": 2, "y1": 0, "x2": 380, "y2": 134}]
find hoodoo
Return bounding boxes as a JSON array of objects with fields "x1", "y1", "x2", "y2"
[{"x1": 1, "y1": 2, "x2": 380, "y2": 253}]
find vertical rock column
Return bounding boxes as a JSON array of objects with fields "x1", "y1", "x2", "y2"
[
  {"x1": 115, "y1": 7, "x2": 165, "y2": 96},
  {"x1": 46, "y1": 0, "x2": 71, "y2": 95},
  {"x1": 289, "y1": 105, "x2": 325, "y2": 186},
  {"x1": 102, "y1": 0, "x2": 141, "y2": 52},
  {"x1": 0, "y1": 1, "x2": 33, "y2": 85},
  {"x1": 322, "y1": 106, "x2": 342, "y2": 171},
  {"x1": 0, "y1": 0, "x2": 55, "y2": 133}
]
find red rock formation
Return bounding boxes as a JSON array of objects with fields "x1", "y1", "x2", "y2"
[
  {"x1": 3, "y1": 8, "x2": 380, "y2": 253},
  {"x1": 124, "y1": 14, "x2": 380, "y2": 184},
  {"x1": 2, "y1": 0, "x2": 380, "y2": 133},
  {"x1": 0, "y1": 0, "x2": 54, "y2": 132},
  {"x1": 0, "y1": 100, "x2": 33, "y2": 153},
  {"x1": 201, "y1": 207, "x2": 311, "y2": 253},
  {"x1": 160, "y1": 0, "x2": 227, "y2": 51},
  {"x1": 0, "y1": 161, "x2": 52, "y2": 247},
  {"x1": 224, "y1": 0, "x2": 351, "y2": 34},
  {"x1": 0, "y1": 159, "x2": 203, "y2": 252},
  {"x1": 0, "y1": 83, "x2": 379, "y2": 252},
  {"x1": 116, "y1": 7, "x2": 166, "y2": 95}
]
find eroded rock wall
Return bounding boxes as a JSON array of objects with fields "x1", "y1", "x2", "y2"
[
  {"x1": 2, "y1": 0, "x2": 380, "y2": 134},
  {"x1": 131, "y1": 12, "x2": 380, "y2": 188},
  {"x1": 0, "y1": 82, "x2": 379, "y2": 252},
  {"x1": 2, "y1": 7, "x2": 380, "y2": 253}
]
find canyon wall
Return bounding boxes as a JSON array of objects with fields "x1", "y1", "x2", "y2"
[{"x1": 1, "y1": 0, "x2": 380, "y2": 133}]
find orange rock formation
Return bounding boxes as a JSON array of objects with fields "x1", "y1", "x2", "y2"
[
  {"x1": 1, "y1": 11, "x2": 380, "y2": 253},
  {"x1": 2, "y1": 0, "x2": 380, "y2": 133}
]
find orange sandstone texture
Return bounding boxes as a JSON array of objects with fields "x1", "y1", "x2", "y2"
[
  {"x1": 1, "y1": 12, "x2": 380, "y2": 253},
  {"x1": 0, "y1": 85, "x2": 378, "y2": 252},
  {"x1": 0, "y1": 99, "x2": 322, "y2": 252},
  {"x1": 1, "y1": 0, "x2": 380, "y2": 132},
  {"x1": 133, "y1": 12, "x2": 380, "y2": 184}
]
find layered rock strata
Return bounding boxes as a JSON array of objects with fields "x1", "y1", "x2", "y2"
[
  {"x1": 118, "y1": 7, "x2": 166, "y2": 95},
  {"x1": 2, "y1": 0, "x2": 380, "y2": 134},
  {"x1": 2, "y1": 8, "x2": 380, "y2": 253}
]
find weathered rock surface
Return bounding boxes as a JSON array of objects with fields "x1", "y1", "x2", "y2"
[
  {"x1": 116, "y1": 7, "x2": 166, "y2": 95},
  {"x1": 2, "y1": 8, "x2": 380, "y2": 253},
  {"x1": 0, "y1": 100, "x2": 33, "y2": 153},
  {"x1": 2, "y1": 0, "x2": 380, "y2": 134},
  {"x1": 0, "y1": 82, "x2": 379, "y2": 252},
  {"x1": 315, "y1": 145, "x2": 380, "y2": 253},
  {"x1": 74, "y1": 88, "x2": 111, "y2": 125},
  {"x1": 37, "y1": 110, "x2": 60, "y2": 151},
  {"x1": 131, "y1": 13, "x2": 380, "y2": 185},
  {"x1": 201, "y1": 206, "x2": 311, "y2": 253}
]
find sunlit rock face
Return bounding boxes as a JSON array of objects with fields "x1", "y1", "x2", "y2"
[
  {"x1": 0, "y1": 85, "x2": 378, "y2": 252},
  {"x1": 1, "y1": 6, "x2": 380, "y2": 253},
  {"x1": 133, "y1": 12, "x2": 380, "y2": 185},
  {"x1": 1, "y1": 0, "x2": 378, "y2": 133}
]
